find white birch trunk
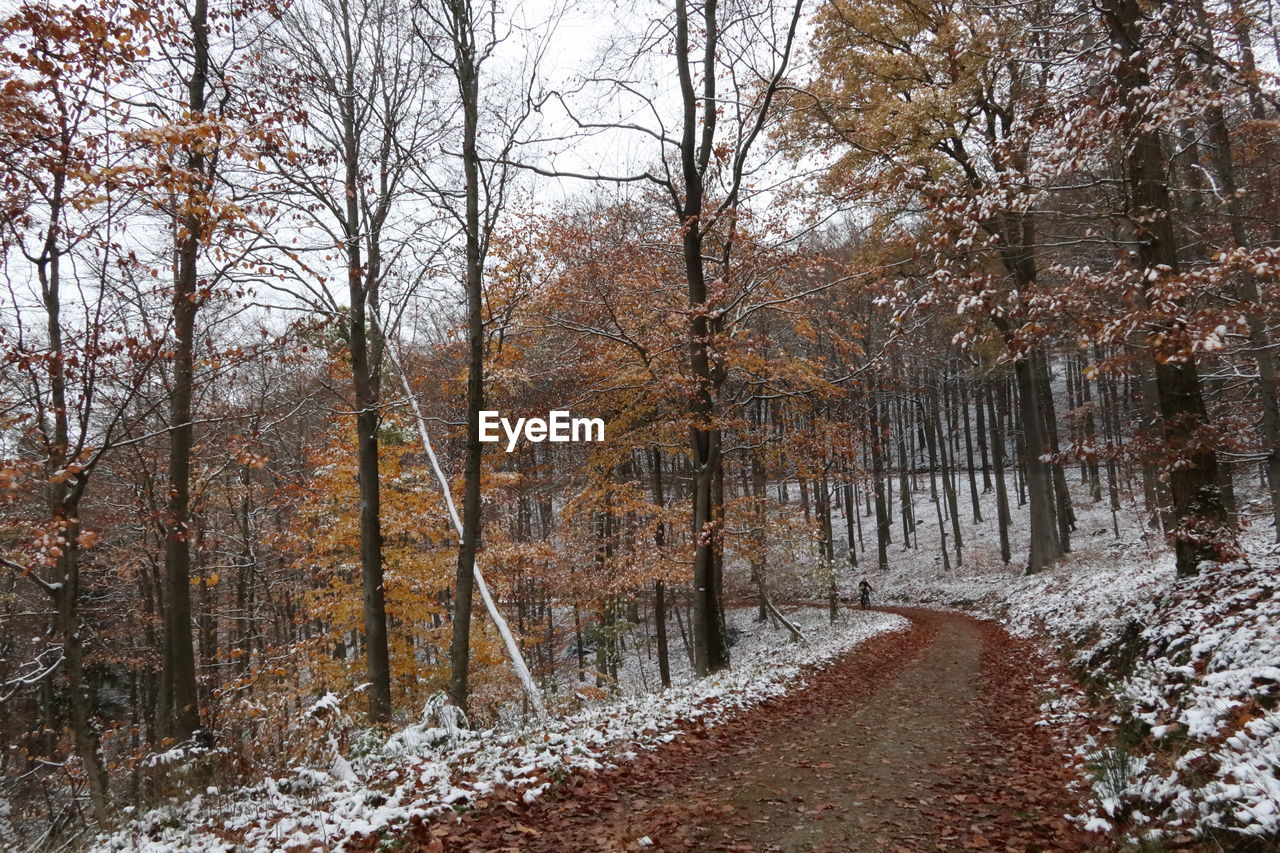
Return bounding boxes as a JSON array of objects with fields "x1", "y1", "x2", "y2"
[{"x1": 390, "y1": 344, "x2": 548, "y2": 721}]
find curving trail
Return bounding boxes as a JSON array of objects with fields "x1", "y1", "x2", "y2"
[{"x1": 411, "y1": 609, "x2": 1097, "y2": 853}]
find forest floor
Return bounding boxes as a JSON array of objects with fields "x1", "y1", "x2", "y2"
[{"x1": 410, "y1": 608, "x2": 1098, "y2": 852}]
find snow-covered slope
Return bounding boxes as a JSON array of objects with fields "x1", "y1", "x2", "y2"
[
  {"x1": 87, "y1": 609, "x2": 905, "y2": 853},
  {"x1": 874, "y1": 484, "x2": 1280, "y2": 847}
]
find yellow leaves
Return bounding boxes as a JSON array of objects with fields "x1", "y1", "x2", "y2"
[
  {"x1": 277, "y1": 420, "x2": 464, "y2": 707},
  {"x1": 575, "y1": 685, "x2": 610, "y2": 702},
  {"x1": 69, "y1": 193, "x2": 108, "y2": 211},
  {"x1": 794, "y1": 315, "x2": 819, "y2": 343},
  {"x1": 796, "y1": 0, "x2": 1013, "y2": 183}
]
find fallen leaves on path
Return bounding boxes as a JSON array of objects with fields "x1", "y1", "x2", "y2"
[{"x1": 397, "y1": 609, "x2": 1099, "y2": 852}]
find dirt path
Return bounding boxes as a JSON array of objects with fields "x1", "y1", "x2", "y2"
[{"x1": 414, "y1": 609, "x2": 1095, "y2": 852}]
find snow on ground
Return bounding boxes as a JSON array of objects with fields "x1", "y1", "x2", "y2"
[
  {"x1": 88, "y1": 608, "x2": 906, "y2": 853},
  {"x1": 864, "y1": 471, "x2": 1280, "y2": 847}
]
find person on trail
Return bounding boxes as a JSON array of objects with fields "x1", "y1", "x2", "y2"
[{"x1": 858, "y1": 578, "x2": 873, "y2": 609}]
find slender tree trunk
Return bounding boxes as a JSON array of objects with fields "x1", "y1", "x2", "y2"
[
  {"x1": 818, "y1": 474, "x2": 837, "y2": 622},
  {"x1": 161, "y1": 0, "x2": 209, "y2": 741},
  {"x1": 963, "y1": 379, "x2": 982, "y2": 522},
  {"x1": 56, "y1": 520, "x2": 110, "y2": 822},
  {"x1": 869, "y1": 395, "x2": 890, "y2": 570},
  {"x1": 1035, "y1": 353, "x2": 1074, "y2": 551},
  {"x1": 594, "y1": 494, "x2": 616, "y2": 689},
  {"x1": 987, "y1": 379, "x2": 1013, "y2": 564},
  {"x1": 843, "y1": 480, "x2": 857, "y2": 567},
  {"x1": 1132, "y1": 359, "x2": 1171, "y2": 529},
  {"x1": 649, "y1": 448, "x2": 671, "y2": 689},
  {"x1": 675, "y1": 0, "x2": 729, "y2": 675},
  {"x1": 1195, "y1": 0, "x2": 1280, "y2": 537},
  {"x1": 450, "y1": 1, "x2": 487, "y2": 710},
  {"x1": 572, "y1": 580, "x2": 585, "y2": 682},
  {"x1": 976, "y1": 382, "x2": 992, "y2": 492},
  {"x1": 854, "y1": 480, "x2": 865, "y2": 551},
  {"x1": 749, "y1": 447, "x2": 771, "y2": 620},
  {"x1": 936, "y1": 386, "x2": 963, "y2": 566},
  {"x1": 1098, "y1": 347, "x2": 1124, "y2": 537},
  {"x1": 920, "y1": 398, "x2": 951, "y2": 572},
  {"x1": 36, "y1": 213, "x2": 110, "y2": 818},
  {"x1": 234, "y1": 464, "x2": 255, "y2": 675},
  {"x1": 336, "y1": 8, "x2": 393, "y2": 722},
  {"x1": 895, "y1": 397, "x2": 914, "y2": 545},
  {"x1": 1078, "y1": 355, "x2": 1104, "y2": 501}
]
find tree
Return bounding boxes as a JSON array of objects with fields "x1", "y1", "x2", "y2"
[
  {"x1": 412, "y1": 0, "x2": 548, "y2": 713},
  {"x1": 157, "y1": 0, "x2": 211, "y2": 743},
  {"x1": 263, "y1": 0, "x2": 439, "y2": 721},
  {"x1": 794, "y1": 0, "x2": 1094, "y2": 571},
  {"x1": 539, "y1": 0, "x2": 805, "y2": 674},
  {"x1": 0, "y1": 0, "x2": 163, "y2": 819},
  {"x1": 1096, "y1": 0, "x2": 1233, "y2": 575}
]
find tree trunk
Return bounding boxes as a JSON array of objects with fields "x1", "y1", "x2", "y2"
[
  {"x1": 450, "y1": 0, "x2": 486, "y2": 711},
  {"x1": 337, "y1": 7, "x2": 392, "y2": 721},
  {"x1": 1078, "y1": 355, "x2": 1103, "y2": 501},
  {"x1": 962, "y1": 379, "x2": 982, "y2": 522},
  {"x1": 818, "y1": 474, "x2": 837, "y2": 622},
  {"x1": 1195, "y1": 0, "x2": 1280, "y2": 537},
  {"x1": 1101, "y1": 0, "x2": 1230, "y2": 576},
  {"x1": 161, "y1": 0, "x2": 208, "y2": 742},
  {"x1": 894, "y1": 396, "x2": 914, "y2": 545},
  {"x1": 749, "y1": 445, "x2": 771, "y2": 620},
  {"x1": 35, "y1": 194, "x2": 110, "y2": 818},
  {"x1": 676, "y1": 0, "x2": 729, "y2": 675},
  {"x1": 1034, "y1": 352, "x2": 1074, "y2": 551},
  {"x1": 650, "y1": 448, "x2": 671, "y2": 688},
  {"x1": 843, "y1": 480, "x2": 857, "y2": 567},
  {"x1": 1014, "y1": 356, "x2": 1061, "y2": 573},
  {"x1": 937, "y1": 385, "x2": 963, "y2": 567},
  {"x1": 868, "y1": 394, "x2": 890, "y2": 570},
  {"x1": 976, "y1": 382, "x2": 992, "y2": 492},
  {"x1": 920, "y1": 397, "x2": 951, "y2": 572},
  {"x1": 987, "y1": 379, "x2": 1013, "y2": 564}
]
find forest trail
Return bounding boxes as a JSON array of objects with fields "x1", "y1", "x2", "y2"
[{"x1": 414, "y1": 610, "x2": 1096, "y2": 852}]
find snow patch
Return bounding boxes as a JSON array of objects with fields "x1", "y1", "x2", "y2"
[{"x1": 90, "y1": 609, "x2": 906, "y2": 852}]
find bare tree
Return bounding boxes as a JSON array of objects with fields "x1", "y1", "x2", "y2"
[
  {"x1": 263, "y1": 0, "x2": 441, "y2": 722},
  {"x1": 411, "y1": 0, "x2": 551, "y2": 714},
  {"x1": 536, "y1": 0, "x2": 805, "y2": 673}
]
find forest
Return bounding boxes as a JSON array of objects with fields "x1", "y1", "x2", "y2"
[{"x1": 1, "y1": 0, "x2": 1278, "y2": 849}]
